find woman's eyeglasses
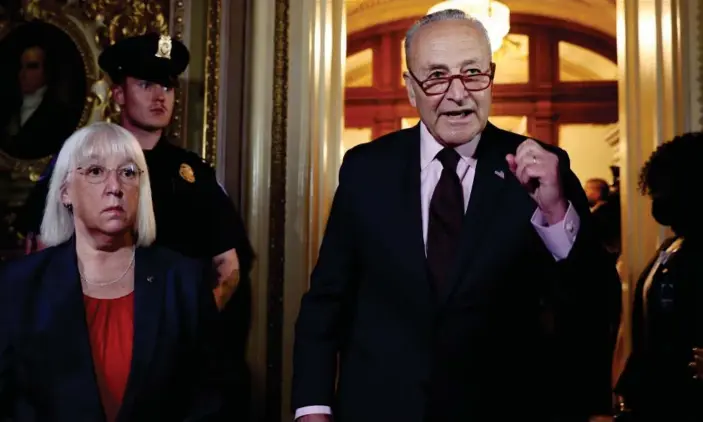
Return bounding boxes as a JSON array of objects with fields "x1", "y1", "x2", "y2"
[{"x1": 76, "y1": 164, "x2": 143, "y2": 186}]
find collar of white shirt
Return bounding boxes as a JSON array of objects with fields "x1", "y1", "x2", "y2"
[
  {"x1": 22, "y1": 85, "x2": 47, "y2": 109},
  {"x1": 20, "y1": 85, "x2": 48, "y2": 125},
  {"x1": 419, "y1": 121, "x2": 481, "y2": 171}
]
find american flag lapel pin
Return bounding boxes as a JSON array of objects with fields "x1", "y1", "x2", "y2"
[{"x1": 494, "y1": 170, "x2": 505, "y2": 179}]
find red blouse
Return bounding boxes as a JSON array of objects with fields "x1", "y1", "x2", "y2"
[{"x1": 84, "y1": 292, "x2": 135, "y2": 422}]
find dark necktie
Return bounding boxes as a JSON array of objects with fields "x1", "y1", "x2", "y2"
[{"x1": 427, "y1": 147, "x2": 464, "y2": 287}]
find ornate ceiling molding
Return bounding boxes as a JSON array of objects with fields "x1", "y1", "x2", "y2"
[
  {"x1": 347, "y1": 0, "x2": 392, "y2": 16},
  {"x1": 345, "y1": 0, "x2": 616, "y2": 37}
]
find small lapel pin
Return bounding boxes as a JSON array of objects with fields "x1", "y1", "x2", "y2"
[
  {"x1": 147, "y1": 276, "x2": 154, "y2": 283},
  {"x1": 494, "y1": 170, "x2": 505, "y2": 179}
]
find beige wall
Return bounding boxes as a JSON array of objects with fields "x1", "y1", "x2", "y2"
[{"x1": 559, "y1": 124, "x2": 618, "y2": 185}]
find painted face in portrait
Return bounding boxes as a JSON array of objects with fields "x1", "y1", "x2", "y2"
[{"x1": 18, "y1": 46, "x2": 47, "y2": 95}]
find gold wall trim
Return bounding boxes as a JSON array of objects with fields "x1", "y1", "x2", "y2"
[
  {"x1": 266, "y1": 0, "x2": 289, "y2": 418},
  {"x1": 82, "y1": 1, "x2": 169, "y2": 48},
  {"x1": 202, "y1": 0, "x2": 222, "y2": 164},
  {"x1": 170, "y1": 0, "x2": 187, "y2": 143}
]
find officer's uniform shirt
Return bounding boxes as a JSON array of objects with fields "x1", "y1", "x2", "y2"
[
  {"x1": 144, "y1": 138, "x2": 254, "y2": 419},
  {"x1": 142, "y1": 137, "x2": 250, "y2": 263}
]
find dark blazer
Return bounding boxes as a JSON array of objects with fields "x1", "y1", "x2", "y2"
[
  {"x1": 0, "y1": 239, "x2": 227, "y2": 421},
  {"x1": 616, "y1": 237, "x2": 703, "y2": 421},
  {"x1": 292, "y1": 123, "x2": 621, "y2": 422}
]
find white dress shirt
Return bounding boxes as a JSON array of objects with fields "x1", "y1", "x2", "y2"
[
  {"x1": 20, "y1": 85, "x2": 47, "y2": 126},
  {"x1": 295, "y1": 123, "x2": 581, "y2": 419}
]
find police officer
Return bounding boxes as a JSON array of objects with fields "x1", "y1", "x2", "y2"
[{"x1": 16, "y1": 33, "x2": 254, "y2": 418}]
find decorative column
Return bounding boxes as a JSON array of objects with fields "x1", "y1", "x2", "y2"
[
  {"x1": 245, "y1": 0, "x2": 276, "y2": 420},
  {"x1": 283, "y1": 0, "x2": 346, "y2": 420},
  {"x1": 246, "y1": 0, "x2": 345, "y2": 419},
  {"x1": 616, "y1": 0, "x2": 701, "y2": 362}
]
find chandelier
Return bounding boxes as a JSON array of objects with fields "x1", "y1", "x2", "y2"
[{"x1": 428, "y1": 0, "x2": 511, "y2": 53}]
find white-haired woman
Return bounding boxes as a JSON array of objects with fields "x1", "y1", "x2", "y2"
[{"x1": 0, "y1": 122, "x2": 227, "y2": 421}]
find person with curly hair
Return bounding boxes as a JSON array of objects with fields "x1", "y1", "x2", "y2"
[{"x1": 615, "y1": 131, "x2": 703, "y2": 421}]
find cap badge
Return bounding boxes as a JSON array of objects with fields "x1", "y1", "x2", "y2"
[
  {"x1": 179, "y1": 163, "x2": 195, "y2": 183},
  {"x1": 155, "y1": 34, "x2": 172, "y2": 60}
]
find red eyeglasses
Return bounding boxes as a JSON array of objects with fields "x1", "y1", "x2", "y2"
[{"x1": 406, "y1": 63, "x2": 496, "y2": 96}]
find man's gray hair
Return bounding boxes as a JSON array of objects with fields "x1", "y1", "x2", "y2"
[
  {"x1": 404, "y1": 9, "x2": 492, "y2": 69},
  {"x1": 40, "y1": 122, "x2": 157, "y2": 247}
]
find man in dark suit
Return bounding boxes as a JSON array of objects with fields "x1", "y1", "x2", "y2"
[{"x1": 292, "y1": 9, "x2": 621, "y2": 422}]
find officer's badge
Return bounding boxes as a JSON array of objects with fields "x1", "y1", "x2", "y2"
[
  {"x1": 155, "y1": 35, "x2": 172, "y2": 59},
  {"x1": 179, "y1": 163, "x2": 195, "y2": 183}
]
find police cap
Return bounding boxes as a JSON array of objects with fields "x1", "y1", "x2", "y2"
[{"x1": 98, "y1": 33, "x2": 189, "y2": 87}]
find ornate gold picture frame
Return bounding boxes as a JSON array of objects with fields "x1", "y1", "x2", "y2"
[{"x1": 0, "y1": 1, "x2": 99, "y2": 180}]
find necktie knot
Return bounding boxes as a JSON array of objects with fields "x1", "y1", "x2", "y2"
[{"x1": 435, "y1": 147, "x2": 460, "y2": 172}]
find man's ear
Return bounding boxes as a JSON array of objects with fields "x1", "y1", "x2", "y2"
[
  {"x1": 404, "y1": 74, "x2": 417, "y2": 108},
  {"x1": 112, "y1": 84, "x2": 125, "y2": 106}
]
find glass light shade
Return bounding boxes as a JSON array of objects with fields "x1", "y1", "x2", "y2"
[{"x1": 428, "y1": 0, "x2": 511, "y2": 52}]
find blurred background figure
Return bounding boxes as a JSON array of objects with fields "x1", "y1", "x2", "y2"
[
  {"x1": 615, "y1": 132, "x2": 703, "y2": 422},
  {"x1": 585, "y1": 174, "x2": 621, "y2": 267}
]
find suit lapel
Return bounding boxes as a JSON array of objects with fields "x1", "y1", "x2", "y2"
[
  {"x1": 118, "y1": 246, "x2": 165, "y2": 420},
  {"x1": 21, "y1": 98, "x2": 48, "y2": 129},
  {"x1": 41, "y1": 239, "x2": 104, "y2": 418},
  {"x1": 438, "y1": 123, "x2": 513, "y2": 305}
]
